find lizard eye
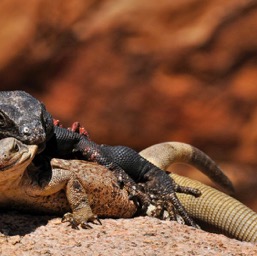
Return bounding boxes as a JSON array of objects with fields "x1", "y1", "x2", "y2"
[
  {"x1": 0, "y1": 112, "x2": 6, "y2": 127},
  {"x1": 13, "y1": 142, "x2": 19, "y2": 152}
]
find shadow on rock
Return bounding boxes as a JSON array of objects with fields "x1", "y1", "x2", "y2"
[{"x1": 0, "y1": 210, "x2": 54, "y2": 236}]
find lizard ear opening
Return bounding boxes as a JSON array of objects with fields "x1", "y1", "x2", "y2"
[
  {"x1": 40, "y1": 103, "x2": 54, "y2": 141},
  {"x1": 0, "y1": 111, "x2": 8, "y2": 128}
]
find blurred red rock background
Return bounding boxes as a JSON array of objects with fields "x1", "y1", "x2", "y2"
[{"x1": 0, "y1": 0, "x2": 257, "y2": 209}]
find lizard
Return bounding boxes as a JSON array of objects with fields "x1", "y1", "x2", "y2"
[
  {"x1": 140, "y1": 143, "x2": 257, "y2": 243},
  {"x1": 0, "y1": 90, "x2": 235, "y2": 227},
  {"x1": 0, "y1": 137, "x2": 256, "y2": 243},
  {"x1": 0, "y1": 137, "x2": 136, "y2": 228},
  {"x1": 0, "y1": 137, "x2": 193, "y2": 227}
]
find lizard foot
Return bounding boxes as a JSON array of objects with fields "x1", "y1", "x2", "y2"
[
  {"x1": 174, "y1": 184, "x2": 201, "y2": 197},
  {"x1": 53, "y1": 119, "x2": 90, "y2": 139},
  {"x1": 146, "y1": 199, "x2": 178, "y2": 221},
  {"x1": 113, "y1": 168, "x2": 150, "y2": 213},
  {"x1": 145, "y1": 194, "x2": 200, "y2": 228},
  {"x1": 64, "y1": 177, "x2": 102, "y2": 229},
  {"x1": 53, "y1": 119, "x2": 63, "y2": 127},
  {"x1": 142, "y1": 169, "x2": 201, "y2": 228},
  {"x1": 67, "y1": 121, "x2": 90, "y2": 139},
  {"x1": 62, "y1": 212, "x2": 102, "y2": 229}
]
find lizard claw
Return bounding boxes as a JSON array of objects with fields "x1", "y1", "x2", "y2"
[
  {"x1": 146, "y1": 199, "x2": 177, "y2": 221},
  {"x1": 113, "y1": 168, "x2": 150, "y2": 213},
  {"x1": 92, "y1": 216, "x2": 102, "y2": 226},
  {"x1": 62, "y1": 212, "x2": 101, "y2": 229},
  {"x1": 80, "y1": 222, "x2": 93, "y2": 229},
  {"x1": 53, "y1": 119, "x2": 63, "y2": 127},
  {"x1": 79, "y1": 216, "x2": 102, "y2": 229},
  {"x1": 127, "y1": 187, "x2": 150, "y2": 213},
  {"x1": 62, "y1": 213, "x2": 80, "y2": 229},
  {"x1": 142, "y1": 169, "x2": 200, "y2": 228},
  {"x1": 67, "y1": 121, "x2": 90, "y2": 139},
  {"x1": 174, "y1": 184, "x2": 201, "y2": 197},
  {"x1": 146, "y1": 193, "x2": 200, "y2": 229}
]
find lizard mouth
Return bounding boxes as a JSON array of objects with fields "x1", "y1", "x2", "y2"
[
  {"x1": 0, "y1": 154, "x2": 30, "y2": 172},
  {"x1": 0, "y1": 145, "x2": 38, "y2": 172}
]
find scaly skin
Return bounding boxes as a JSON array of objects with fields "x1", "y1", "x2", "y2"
[
  {"x1": 0, "y1": 138, "x2": 139, "y2": 228},
  {"x1": 172, "y1": 174, "x2": 257, "y2": 242},
  {"x1": 0, "y1": 90, "x2": 216, "y2": 227},
  {"x1": 70, "y1": 124, "x2": 234, "y2": 195},
  {"x1": 140, "y1": 143, "x2": 257, "y2": 243},
  {"x1": 0, "y1": 137, "x2": 213, "y2": 227},
  {"x1": 0, "y1": 90, "x2": 235, "y2": 228},
  {"x1": 137, "y1": 142, "x2": 234, "y2": 195},
  {"x1": 1, "y1": 138, "x2": 256, "y2": 242},
  {"x1": 0, "y1": 138, "x2": 190, "y2": 227}
]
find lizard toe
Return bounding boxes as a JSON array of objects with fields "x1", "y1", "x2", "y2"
[
  {"x1": 141, "y1": 170, "x2": 200, "y2": 228},
  {"x1": 62, "y1": 212, "x2": 80, "y2": 229},
  {"x1": 62, "y1": 211, "x2": 101, "y2": 229}
]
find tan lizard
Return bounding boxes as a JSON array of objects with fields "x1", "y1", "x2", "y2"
[
  {"x1": 0, "y1": 138, "x2": 256, "y2": 242},
  {"x1": 0, "y1": 136, "x2": 232, "y2": 225},
  {"x1": 0, "y1": 137, "x2": 138, "y2": 228}
]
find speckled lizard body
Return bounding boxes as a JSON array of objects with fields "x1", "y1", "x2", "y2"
[{"x1": 0, "y1": 137, "x2": 137, "y2": 228}]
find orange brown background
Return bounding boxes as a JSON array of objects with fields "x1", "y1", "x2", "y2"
[{"x1": 0, "y1": 0, "x2": 257, "y2": 209}]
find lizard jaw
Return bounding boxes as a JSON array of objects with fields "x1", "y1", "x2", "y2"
[{"x1": 0, "y1": 139, "x2": 38, "y2": 172}]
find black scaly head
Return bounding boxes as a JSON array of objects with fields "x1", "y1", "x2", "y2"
[{"x1": 0, "y1": 90, "x2": 54, "y2": 152}]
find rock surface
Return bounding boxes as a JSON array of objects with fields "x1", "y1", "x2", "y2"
[{"x1": 1, "y1": 212, "x2": 256, "y2": 256}]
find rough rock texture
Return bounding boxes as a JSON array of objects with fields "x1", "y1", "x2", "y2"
[
  {"x1": 0, "y1": 1, "x2": 257, "y2": 253},
  {"x1": 1, "y1": 212, "x2": 257, "y2": 256}
]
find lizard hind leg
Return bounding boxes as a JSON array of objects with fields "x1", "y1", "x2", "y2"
[{"x1": 63, "y1": 176, "x2": 101, "y2": 229}]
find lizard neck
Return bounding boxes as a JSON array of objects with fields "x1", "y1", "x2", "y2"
[{"x1": 0, "y1": 165, "x2": 27, "y2": 188}]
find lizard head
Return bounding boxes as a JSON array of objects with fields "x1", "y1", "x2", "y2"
[
  {"x1": 0, "y1": 90, "x2": 54, "y2": 152},
  {"x1": 0, "y1": 137, "x2": 38, "y2": 174}
]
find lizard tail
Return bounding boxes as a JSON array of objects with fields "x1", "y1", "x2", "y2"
[
  {"x1": 140, "y1": 144, "x2": 257, "y2": 242},
  {"x1": 172, "y1": 173, "x2": 257, "y2": 243},
  {"x1": 139, "y1": 142, "x2": 234, "y2": 195}
]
